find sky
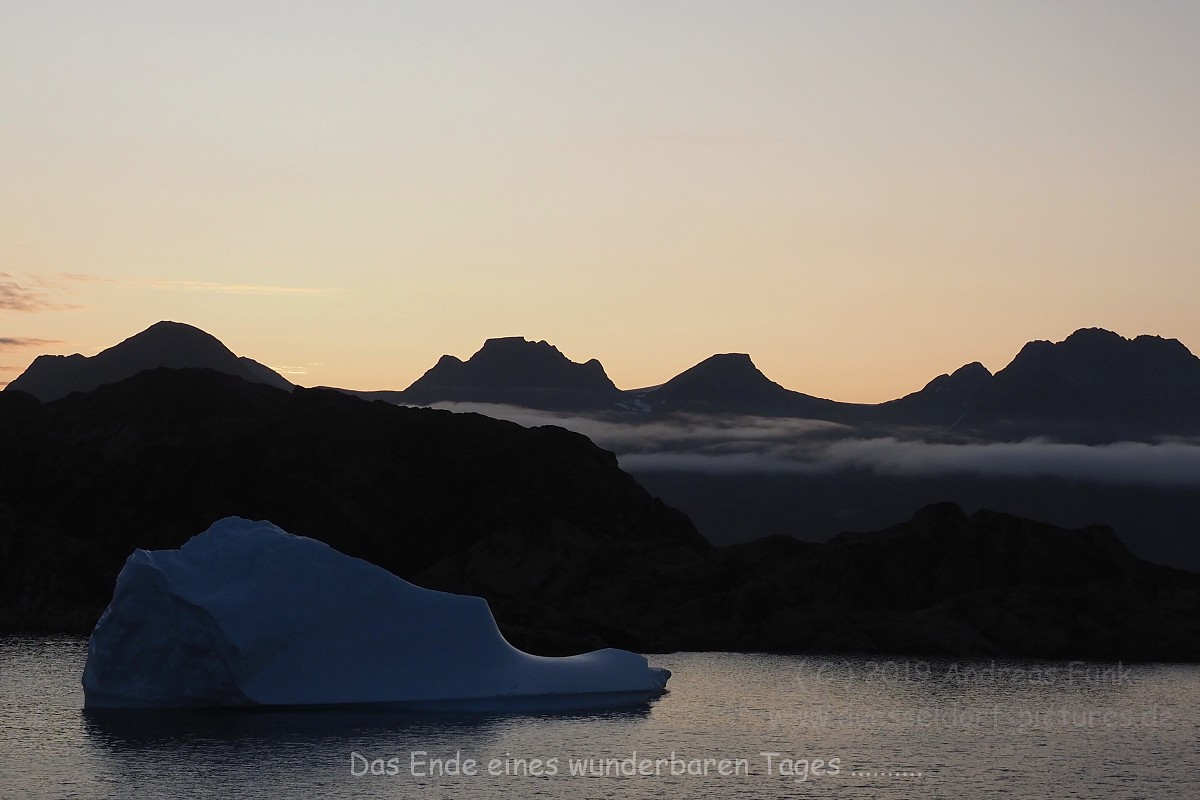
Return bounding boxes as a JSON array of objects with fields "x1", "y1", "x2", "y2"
[{"x1": 2, "y1": 1, "x2": 1198, "y2": 401}]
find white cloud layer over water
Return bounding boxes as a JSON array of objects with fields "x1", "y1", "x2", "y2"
[{"x1": 425, "y1": 402, "x2": 1200, "y2": 486}]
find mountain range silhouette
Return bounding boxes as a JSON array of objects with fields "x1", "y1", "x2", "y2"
[
  {"x1": 364, "y1": 327, "x2": 1200, "y2": 438},
  {"x1": 7, "y1": 321, "x2": 292, "y2": 402},
  {"x1": 12, "y1": 321, "x2": 1197, "y2": 440},
  {"x1": 6, "y1": 321, "x2": 1200, "y2": 576}
]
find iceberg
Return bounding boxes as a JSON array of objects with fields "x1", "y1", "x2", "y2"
[{"x1": 82, "y1": 518, "x2": 670, "y2": 710}]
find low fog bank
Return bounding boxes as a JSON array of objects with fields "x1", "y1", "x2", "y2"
[
  {"x1": 429, "y1": 401, "x2": 1200, "y2": 488},
  {"x1": 423, "y1": 402, "x2": 1200, "y2": 572}
]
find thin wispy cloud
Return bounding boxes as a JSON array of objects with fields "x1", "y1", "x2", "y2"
[
  {"x1": 0, "y1": 272, "x2": 104, "y2": 312},
  {"x1": 0, "y1": 277, "x2": 44, "y2": 311},
  {"x1": 819, "y1": 437, "x2": 1200, "y2": 486},
  {"x1": 0, "y1": 337, "x2": 64, "y2": 349},
  {"x1": 624, "y1": 436, "x2": 1200, "y2": 486},
  {"x1": 149, "y1": 280, "x2": 347, "y2": 296},
  {"x1": 605, "y1": 132, "x2": 789, "y2": 149},
  {"x1": 57, "y1": 273, "x2": 114, "y2": 283},
  {"x1": 271, "y1": 363, "x2": 321, "y2": 376}
]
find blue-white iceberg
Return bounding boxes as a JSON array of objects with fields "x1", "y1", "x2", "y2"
[{"x1": 82, "y1": 518, "x2": 670, "y2": 710}]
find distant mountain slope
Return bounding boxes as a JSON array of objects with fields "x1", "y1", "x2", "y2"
[
  {"x1": 985, "y1": 328, "x2": 1200, "y2": 427},
  {"x1": 632, "y1": 466, "x2": 1200, "y2": 572},
  {"x1": 877, "y1": 328, "x2": 1200, "y2": 438},
  {"x1": 684, "y1": 502, "x2": 1200, "y2": 659},
  {"x1": 876, "y1": 361, "x2": 993, "y2": 426},
  {"x1": 402, "y1": 336, "x2": 622, "y2": 410},
  {"x1": 390, "y1": 327, "x2": 1200, "y2": 436},
  {"x1": 397, "y1": 342, "x2": 861, "y2": 420},
  {"x1": 5, "y1": 321, "x2": 292, "y2": 401},
  {"x1": 637, "y1": 352, "x2": 858, "y2": 420},
  {"x1": 16, "y1": 323, "x2": 1200, "y2": 438}
]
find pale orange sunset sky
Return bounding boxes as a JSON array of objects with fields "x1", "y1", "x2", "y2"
[{"x1": 2, "y1": 1, "x2": 1198, "y2": 402}]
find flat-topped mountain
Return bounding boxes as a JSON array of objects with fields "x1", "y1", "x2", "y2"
[
  {"x1": 5, "y1": 321, "x2": 292, "y2": 402},
  {"x1": 396, "y1": 342, "x2": 862, "y2": 420},
  {"x1": 402, "y1": 336, "x2": 622, "y2": 411}
]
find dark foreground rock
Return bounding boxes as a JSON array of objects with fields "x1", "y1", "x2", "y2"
[
  {"x1": 0, "y1": 368, "x2": 702, "y2": 652},
  {"x1": 677, "y1": 503, "x2": 1200, "y2": 660},
  {"x1": 1, "y1": 369, "x2": 1197, "y2": 661}
]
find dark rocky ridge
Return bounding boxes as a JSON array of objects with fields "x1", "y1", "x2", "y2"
[
  {"x1": 877, "y1": 361, "x2": 993, "y2": 426},
  {"x1": 985, "y1": 328, "x2": 1200, "y2": 432},
  {"x1": 1, "y1": 369, "x2": 1197, "y2": 660},
  {"x1": 0, "y1": 368, "x2": 702, "y2": 652},
  {"x1": 12, "y1": 322, "x2": 1200, "y2": 439},
  {"x1": 633, "y1": 467, "x2": 1200, "y2": 572},
  {"x1": 878, "y1": 328, "x2": 1200, "y2": 438},
  {"x1": 688, "y1": 503, "x2": 1199, "y2": 659},
  {"x1": 391, "y1": 327, "x2": 1200, "y2": 440},
  {"x1": 7, "y1": 321, "x2": 292, "y2": 402}
]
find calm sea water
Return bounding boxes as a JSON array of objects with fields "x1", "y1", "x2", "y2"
[{"x1": 1, "y1": 636, "x2": 1196, "y2": 799}]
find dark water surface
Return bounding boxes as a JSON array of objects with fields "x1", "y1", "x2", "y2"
[{"x1": 2, "y1": 636, "x2": 1196, "y2": 799}]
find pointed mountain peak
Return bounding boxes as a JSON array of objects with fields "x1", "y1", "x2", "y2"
[
  {"x1": 951, "y1": 361, "x2": 992, "y2": 380},
  {"x1": 918, "y1": 361, "x2": 993, "y2": 392},
  {"x1": 433, "y1": 353, "x2": 465, "y2": 368},
  {"x1": 915, "y1": 360, "x2": 993, "y2": 393},
  {"x1": 646, "y1": 352, "x2": 841, "y2": 417},
  {"x1": 881, "y1": 358, "x2": 995, "y2": 424},
  {"x1": 658, "y1": 353, "x2": 778, "y2": 398}
]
